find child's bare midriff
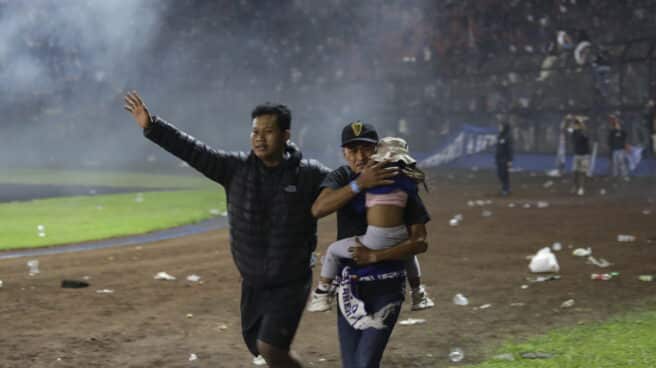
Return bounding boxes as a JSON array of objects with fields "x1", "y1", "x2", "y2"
[{"x1": 366, "y1": 205, "x2": 405, "y2": 228}]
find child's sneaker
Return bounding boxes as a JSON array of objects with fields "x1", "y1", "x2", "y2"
[
  {"x1": 411, "y1": 285, "x2": 435, "y2": 311},
  {"x1": 307, "y1": 290, "x2": 332, "y2": 312}
]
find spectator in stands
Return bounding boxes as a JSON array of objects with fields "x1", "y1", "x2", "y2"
[
  {"x1": 495, "y1": 122, "x2": 513, "y2": 196},
  {"x1": 608, "y1": 114, "x2": 629, "y2": 179}
]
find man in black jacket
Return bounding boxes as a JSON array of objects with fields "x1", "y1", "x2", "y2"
[
  {"x1": 495, "y1": 122, "x2": 513, "y2": 196},
  {"x1": 124, "y1": 91, "x2": 329, "y2": 368}
]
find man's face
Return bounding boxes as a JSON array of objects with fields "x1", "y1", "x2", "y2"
[
  {"x1": 250, "y1": 114, "x2": 289, "y2": 162},
  {"x1": 342, "y1": 142, "x2": 376, "y2": 173}
]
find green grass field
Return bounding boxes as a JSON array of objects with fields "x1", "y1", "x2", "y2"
[
  {"x1": 0, "y1": 169, "x2": 226, "y2": 250},
  {"x1": 0, "y1": 190, "x2": 226, "y2": 250},
  {"x1": 0, "y1": 168, "x2": 213, "y2": 188},
  {"x1": 466, "y1": 309, "x2": 656, "y2": 367}
]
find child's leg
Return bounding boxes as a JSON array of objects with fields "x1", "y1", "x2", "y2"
[
  {"x1": 317, "y1": 237, "x2": 358, "y2": 290},
  {"x1": 406, "y1": 256, "x2": 434, "y2": 310},
  {"x1": 308, "y1": 237, "x2": 359, "y2": 312},
  {"x1": 405, "y1": 256, "x2": 421, "y2": 289}
]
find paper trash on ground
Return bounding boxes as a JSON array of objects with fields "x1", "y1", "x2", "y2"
[
  {"x1": 186, "y1": 274, "x2": 201, "y2": 282},
  {"x1": 586, "y1": 256, "x2": 612, "y2": 268},
  {"x1": 529, "y1": 247, "x2": 560, "y2": 273},
  {"x1": 572, "y1": 247, "x2": 591, "y2": 257},
  {"x1": 154, "y1": 272, "x2": 176, "y2": 281},
  {"x1": 399, "y1": 318, "x2": 426, "y2": 325}
]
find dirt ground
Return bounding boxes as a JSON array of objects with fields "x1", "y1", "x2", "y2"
[{"x1": 1, "y1": 170, "x2": 655, "y2": 368}]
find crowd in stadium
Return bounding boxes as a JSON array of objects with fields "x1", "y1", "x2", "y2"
[{"x1": 3, "y1": 0, "x2": 655, "y2": 160}]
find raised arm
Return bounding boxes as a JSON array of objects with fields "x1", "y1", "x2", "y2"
[{"x1": 123, "y1": 91, "x2": 242, "y2": 185}]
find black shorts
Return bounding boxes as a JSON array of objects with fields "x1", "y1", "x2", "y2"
[{"x1": 240, "y1": 275, "x2": 311, "y2": 356}]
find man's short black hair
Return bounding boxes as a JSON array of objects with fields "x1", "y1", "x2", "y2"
[{"x1": 251, "y1": 103, "x2": 292, "y2": 131}]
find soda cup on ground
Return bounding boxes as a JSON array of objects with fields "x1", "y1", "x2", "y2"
[
  {"x1": 590, "y1": 273, "x2": 611, "y2": 280},
  {"x1": 591, "y1": 272, "x2": 619, "y2": 280}
]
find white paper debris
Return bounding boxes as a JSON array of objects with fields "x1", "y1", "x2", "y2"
[
  {"x1": 617, "y1": 234, "x2": 636, "y2": 242},
  {"x1": 586, "y1": 256, "x2": 612, "y2": 268},
  {"x1": 572, "y1": 247, "x2": 591, "y2": 257},
  {"x1": 453, "y1": 293, "x2": 469, "y2": 306},
  {"x1": 560, "y1": 299, "x2": 575, "y2": 308},
  {"x1": 529, "y1": 247, "x2": 560, "y2": 273},
  {"x1": 399, "y1": 318, "x2": 426, "y2": 325},
  {"x1": 154, "y1": 272, "x2": 176, "y2": 281},
  {"x1": 186, "y1": 274, "x2": 201, "y2": 282}
]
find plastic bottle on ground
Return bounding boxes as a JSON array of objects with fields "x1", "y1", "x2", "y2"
[
  {"x1": 27, "y1": 260, "x2": 40, "y2": 275},
  {"x1": 449, "y1": 348, "x2": 464, "y2": 362}
]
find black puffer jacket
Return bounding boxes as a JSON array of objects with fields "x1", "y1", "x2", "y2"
[{"x1": 145, "y1": 117, "x2": 329, "y2": 287}]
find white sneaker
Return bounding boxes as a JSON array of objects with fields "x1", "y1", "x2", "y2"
[
  {"x1": 411, "y1": 285, "x2": 435, "y2": 311},
  {"x1": 577, "y1": 187, "x2": 584, "y2": 196},
  {"x1": 307, "y1": 291, "x2": 332, "y2": 312}
]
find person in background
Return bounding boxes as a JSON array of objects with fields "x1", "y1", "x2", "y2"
[
  {"x1": 566, "y1": 115, "x2": 591, "y2": 196},
  {"x1": 608, "y1": 114, "x2": 629, "y2": 179},
  {"x1": 495, "y1": 122, "x2": 513, "y2": 196}
]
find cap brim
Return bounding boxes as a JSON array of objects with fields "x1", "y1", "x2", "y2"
[{"x1": 341, "y1": 138, "x2": 378, "y2": 147}]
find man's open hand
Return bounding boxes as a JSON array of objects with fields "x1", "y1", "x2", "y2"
[
  {"x1": 349, "y1": 238, "x2": 377, "y2": 265},
  {"x1": 356, "y1": 161, "x2": 398, "y2": 190},
  {"x1": 123, "y1": 91, "x2": 151, "y2": 129}
]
